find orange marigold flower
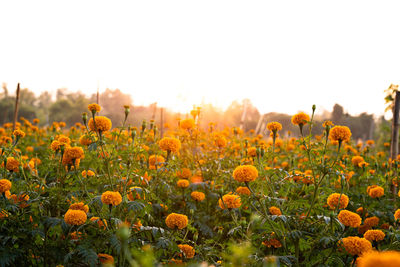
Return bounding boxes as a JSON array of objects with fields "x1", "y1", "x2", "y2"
[
  {"x1": 367, "y1": 185, "x2": 384, "y2": 198},
  {"x1": 247, "y1": 147, "x2": 257, "y2": 157},
  {"x1": 69, "y1": 202, "x2": 89, "y2": 214},
  {"x1": 50, "y1": 140, "x2": 61, "y2": 151},
  {"x1": 180, "y1": 118, "x2": 195, "y2": 130},
  {"x1": 90, "y1": 217, "x2": 108, "y2": 229},
  {"x1": 13, "y1": 129, "x2": 25, "y2": 138},
  {"x1": 6, "y1": 157, "x2": 19, "y2": 172},
  {"x1": 262, "y1": 239, "x2": 282, "y2": 248},
  {"x1": 322, "y1": 120, "x2": 334, "y2": 128},
  {"x1": 101, "y1": 191, "x2": 122, "y2": 206},
  {"x1": 339, "y1": 236, "x2": 371, "y2": 256},
  {"x1": 57, "y1": 135, "x2": 71, "y2": 145},
  {"x1": 165, "y1": 213, "x2": 188, "y2": 229},
  {"x1": 178, "y1": 244, "x2": 195, "y2": 259},
  {"x1": 148, "y1": 155, "x2": 165, "y2": 167},
  {"x1": 357, "y1": 250, "x2": 400, "y2": 267},
  {"x1": 177, "y1": 168, "x2": 192, "y2": 179},
  {"x1": 159, "y1": 137, "x2": 181, "y2": 153},
  {"x1": 219, "y1": 194, "x2": 241, "y2": 209},
  {"x1": 233, "y1": 165, "x2": 258, "y2": 183},
  {"x1": 177, "y1": 179, "x2": 190, "y2": 188},
  {"x1": 98, "y1": 253, "x2": 114, "y2": 264},
  {"x1": 291, "y1": 112, "x2": 310, "y2": 126},
  {"x1": 351, "y1": 156, "x2": 364, "y2": 167},
  {"x1": 191, "y1": 191, "x2": 205, "y2": 202},
  {"x1": 338, "y1": 210, "x2": 362, "y2": 228},
  {"x1": 326, "y1": 193, "x2": 349, "y2": 209},
  {"x1": 394, "y1": 209, "x2": 400, "y2": 221},
  {"x1": 363, "y1": 229, "x2": 385, "y2": 242},
  {"x1": 269, "y1": 206, "x2": 282, "y2": 216},
  {"x1": 79, "y1": 135, "x2": 93, "y2": 146},
  {"x1": 236, "y1": 186, "x2": 251, "y2": 196},
  {"x1": 214, "y1": 136, "x2": 227, "y2": 148},
  {"x1": 64, "y1": 146, "x2": 84, "y2": 160},
  {"x1": 127, "y1": 187, "x2": 144, "y2": 201},
  {"x1": 82, "y1": 170, "x2": 95, "y2": 177},
  {"x1": 88, "y1": 103, "x2": 101, "y2": 113},
  {"x1": 364, "y1": 216, "x2": 379, "y2": 228},
  {"x1": 88, "y1": 116, "x2": 112, "y2": 132},
  {"x1": 267, "y1": 122, "x2": 282, "y2": 132},
  {"x1": 0, "y1": 179, "x2": 12, "y2": 193},
  {"x1": 329, "y1": 126, "x2": 352, "y2": 142},
  {"x1": 64, "y1": 209, "x2": 87, "y2": 225}
]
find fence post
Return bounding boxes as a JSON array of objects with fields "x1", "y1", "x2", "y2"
[{"x1": 390, "y1": 90, "x2": 400, "y2": 196}]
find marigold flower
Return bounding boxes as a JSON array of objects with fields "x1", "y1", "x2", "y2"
[
  {"x1": 127, "y1": 187, "x2": 144, "y2": 201},
  {"x1": 357, "y1": 250, "x2": 400, "y2": 267},
  {"x1": 364, "y1": 216, "x2": 379, "y2": 227},
  {"x1": 82, "y1": 170, "x2": 95, "y2": 177},
  {"x1": 394, "y1": 209, "x2": 400, "y2": 221},
  {"x1": 69, "y1": 202, "x2": 89, "y2": 214},
  {"x1": 351, "y1": 156, "x2": 364, "y2": 167},
  {"x1": 159, "y1": 137, "x2": 181, "y2": 153},
  {"x1": 322, "y1": 120, "x2": 334, "y2": 128},
  {"x1": 269, "y1": 206, "x2": 282, "y2": 216},
  {"x1": 57, "y1": 135, "x2": 71, "y2": 145},
  {"x1": 214, "y1": 136, "x2": 227, "y2": 148},
  {"x1": 148, "y1": 155, "x2": 165, "y2": 167},
  {"x1": 165, "y1": 213, "x2": 188, "y2": 229},
  {"x1": 180, "y1": 118, "x2": 195, "y2": 130},
  {"x1": 247, "y1": 147, "x2": 257, "y2": 157},
  {"x1": 50, "y1": 140, "x2": 61, "y2": 151},
  {"x1": 363, "y1": 229, "x2": 385, "y2": 242},
  {"x1": 13, "y1": 129, "x2": 25, "y2": 138},
  {"x1": 219, "y1": 194, "x2": 241, "y2": 209},
  {"x1": 291, "y1": 112, "x2": 310, "y2": 126},
  {"x1": 338, "y1": 210, "x2": 362, "y2": 228},
  {"x1": 339, "y1": 236, "x2": 371, "y2": 255},
  {"x1": 98, "y1": 253, "x2": 114, "y2": 264},
  {"x1": 6, "y1": 157, "x2": 19, "y2": 172},
  {"x1": 177, "y1": 179, "x2": 190, "y2": 188},
  {"x1": 88, "y1": 103, "x2": 101, "y2": 113},
  {"x1": 367, "y1": 185, "x2": 384, "y2": 198},
  {"x1": 329, "y1": 126, "x2": 352, "y2": 142},
  {"x1": 88, "y1": 116, "x2": 112, "y2": 132},
  {"x1": 0, "y1": 179, "x2": 12, "y2": 193},
  {"x1": 64, "y1": 146, "x2": 84, "y2": 160},
  {"x1": 233, "y1": 165, "x2": 258, "y2": 183},
  {"x1": 236, "y1": 186, "x2": 251, "y2": 196},
  {"x1": 79, "y1": 135, "x2": 93, "y2": 146},
  {"x1": 178, "y1": 244, "x2": 195, "y2": 258},
  {"x1": 326, "y1": 193, "x2": 349, "y2": 209},
  {"x1": 177, "y1": 168, "x2": 192, "y2": 179},
  {"x1": 64, "y1": 209, "x2": 87, "y2": 225},
  {"x1": 262, "y1": 239, "x2": 282, "y2": 248},
  {"x1": 101, "y1": 191, "x2": 122, "y2": 206},
  {"x1": 191, "y1": 191, "x2": 205, "y2": 202},
  {"x1": 90, "y1": 217, "x2": 108, "y2": 229},
  {"x1": 267, "y1": 122, "x2": 282, "y2": 132}
]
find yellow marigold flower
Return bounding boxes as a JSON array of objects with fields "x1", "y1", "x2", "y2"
[
  {"x1": 267, "y1": 122, "x2": 282, "y2": 132},
  {"x1": 159, "y1": 137, "x2": 181, "y2": 153},
  {"x1": 6, "y1": 157, "x2": 19, "y2": 172},
  {"x1": 69, "y1": 202, "x2": 89, "y2": 214},
  {"x1": 233, "y1": 165, "x2": 258, "y2": 183},
  {"x1": 165, "y1": 213, "x2": 188, "y2": 229},
  {"x1": 57, "y1": 135, "x2": 71, "y2": 145},
  {"x1": 329, "y1": 126, "x2": 352, "y2": 142},
  {"x1": 364, "y1": 216, "x2": 379, "y2": 227},
  {"x1": 338, "y1": 210, "x2": 362, "y2": 228},
  {"x1": 326, "y1": 193, "x2": 349, "y2": 209},
  {"x1": 101, "y1": 191, "x2": 122, "y2": 206},
  {"x1": 178, "y1": 244, "x2": 195, "y2": 259},
  {"x1": 13, "y1": 129, "x2": 25, "y2": 138},
  {"x1": 177, "y1": 179, "x2": 190, "y2": 188},
  {"x1": 148, "y1": 155, "x2": 165, "y2": 167},
  {"x1": 363, "y1": 229, "x2": 385, "y2": 242},
  {"x1": 357, "y1": 250, "x2": 400, "y2": 267},
  {"x1": 219, "y1": 194, "x2": 241, "y2": 209},
  {"x1": 269, "y1": 206, "x2": 282, "y2": 216},
  {"x1": 394, "y1": 209, "x2": 400, "y2": 221},
  {"x1": 98, "y1": 253, "x2": 114, "y2": 264},
  {"x1": 236, "y1": 186, "x2": 251, "y2": 196},
  {"x1": 291, "y1": 112, "x2": 310, "y2": 126},
  {"x1": 180, "y1": 118, "x2": 195, "y2": 130},
  {"x1": 367, "y1": 185, "x2": 384, "y2": 198},
  {"x1": 177, "y1": 168, "x2": 192, "y2": 179},
  {"x1": 88, "y1": 103, "x2": 101, "y2": 113},
  {"x1": 351, "y1": 156, "x2": 364, "y2": 167},
  {"x1": 339, "y1": 236, "x2": 371, "y2": 256},
  {"x1": 0, "y1": 179, "x2": 12, "y2": 193},
  {"x1": 64, "y1": 209, "x2": 87, "y2": 225},
  {"x1": 322, "y1": 120, "x2": 334, "y2": 128},
  {"x1": 88, "y1": 116, "x2": 112, "y2": 132},
  {"x1": 191, "y1": 191, "x2": 205, "y2": 202}
]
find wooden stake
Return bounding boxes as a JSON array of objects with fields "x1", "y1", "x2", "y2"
[
  {"x1": 160, "y1": 107, "x2": 164, "y2": 138},
  {"x1": 390, "y1": 90, "x2": 400, "y2": 196},
  {"x1": 12, "y1": 83, "x2": 21, "y2": 132}
]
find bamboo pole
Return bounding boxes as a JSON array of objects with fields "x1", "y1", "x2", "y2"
[
  {"x1": 12, "y1": 83, "x2": 21, "y2": 132},
  {"x1": 390, "y1": 90, "x2": 400, "y2": 196}
]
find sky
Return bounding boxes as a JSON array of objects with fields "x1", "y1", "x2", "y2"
[{"x1": 1, "y1": 0, "x2": 400, "y2": 117}]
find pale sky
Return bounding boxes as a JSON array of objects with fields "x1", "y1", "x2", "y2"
[{"x1": 1, "y1": 0, "x2": 400, "y2": 116}]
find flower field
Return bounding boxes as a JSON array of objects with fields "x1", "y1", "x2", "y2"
[{"x1": 1, "y1": 104, "x2": 400, "y2": 267}]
